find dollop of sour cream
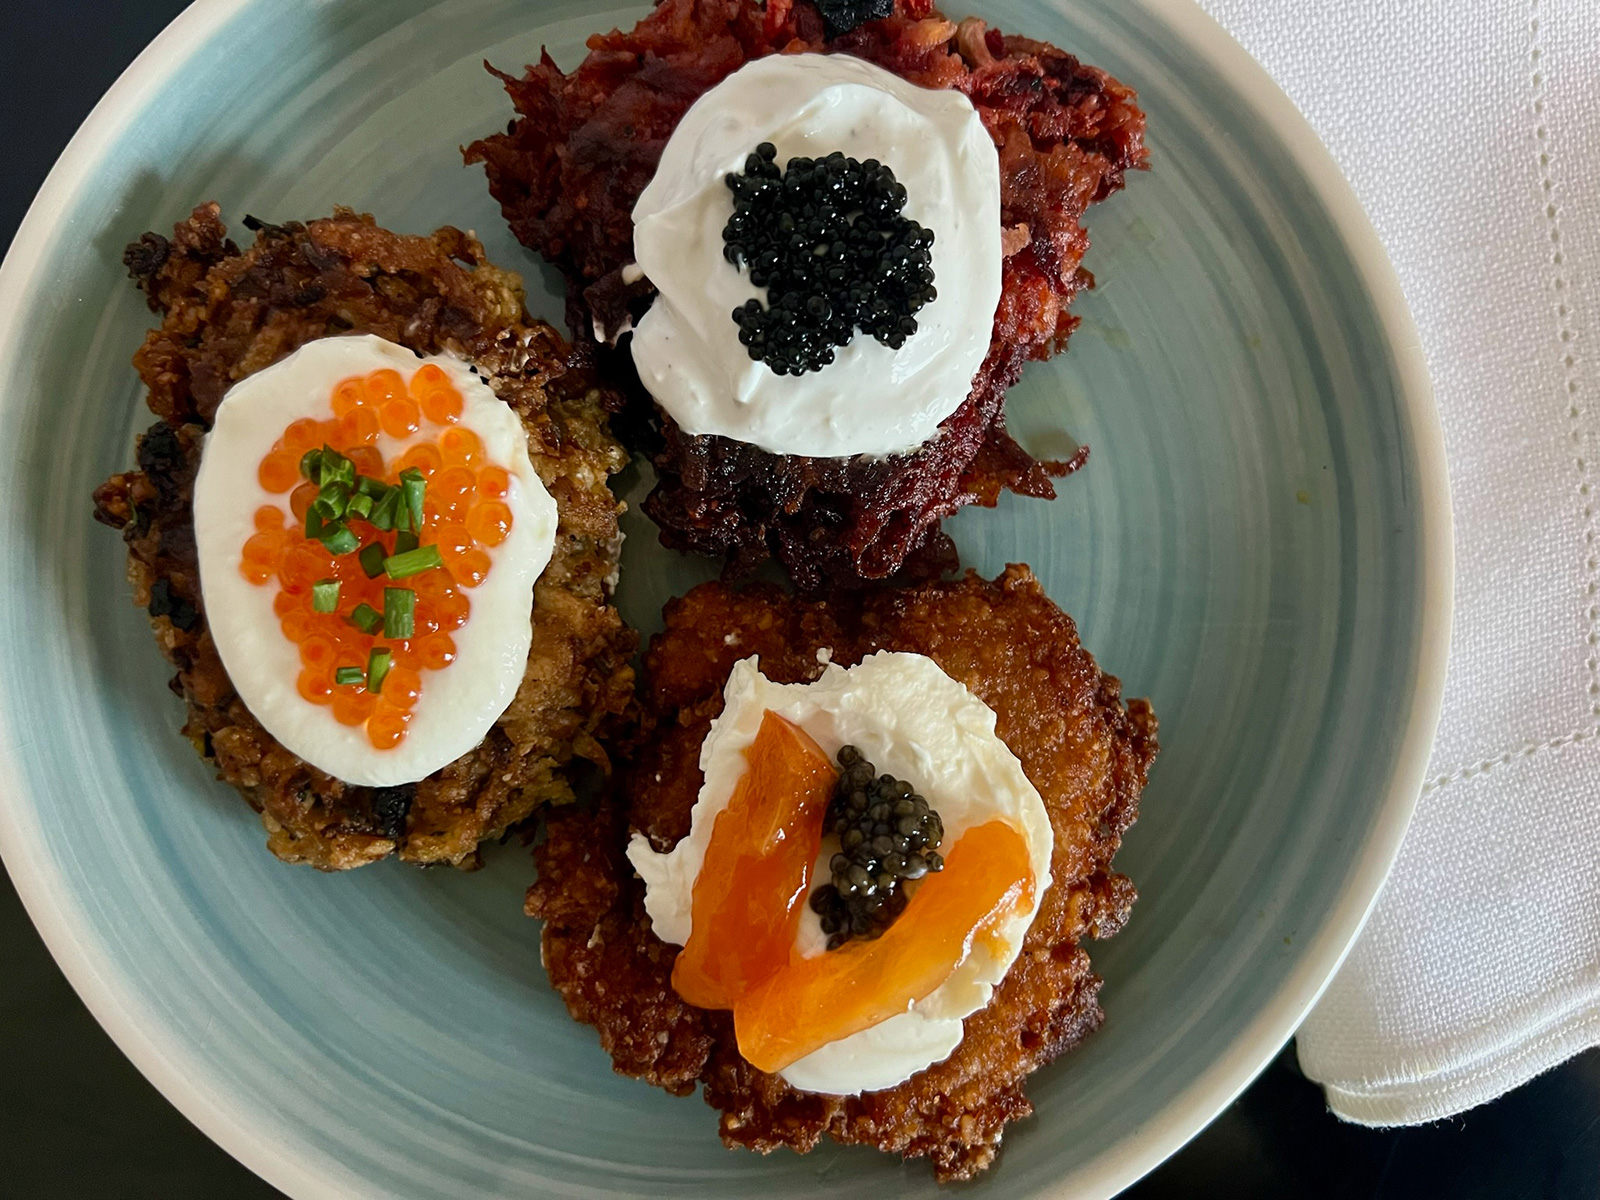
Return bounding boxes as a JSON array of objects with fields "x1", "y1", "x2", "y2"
[
  {"x1": 628, "y1": 652, "x2": 1053, "y2": 1096},
  {"x1": 193, "y1": 335, "x2": 558, "y2": 787},
  {"x1": 630, "y1": 53, "x2": 1002, "y2": 460}
]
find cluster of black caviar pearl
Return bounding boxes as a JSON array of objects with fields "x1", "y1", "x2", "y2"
[
  {"x1": 809, "y1": 745, "x2": 945, "y2": 950},
  {"x1": 722, "y1": 143, "x2": 937, "y2": 376}
]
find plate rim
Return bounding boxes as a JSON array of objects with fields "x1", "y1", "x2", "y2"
[{"x1": 0, "y1": 0, "x2": 1454, "y2": 1197}]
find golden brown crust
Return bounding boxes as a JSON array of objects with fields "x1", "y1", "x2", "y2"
[
  {"x1": 527, "y1": 566, "x2": 1156, "y2": 1179},
  {"x1": 93, "y1": 204, "x2": 636, "y2": 870}
]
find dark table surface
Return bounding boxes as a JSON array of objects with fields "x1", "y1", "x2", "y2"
[{"x1": 5, "y1": 4, "x2": 1600, "y2": 1198}]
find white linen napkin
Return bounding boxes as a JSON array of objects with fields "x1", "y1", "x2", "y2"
[{"x1": 1191, "y1": 0, "x2": 1600, "y2": 1123}]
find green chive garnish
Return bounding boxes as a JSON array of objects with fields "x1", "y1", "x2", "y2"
[
  {"x1": 320, "y1": 523, "x2": 359, "y2": 556},
  {"x1": 300, "y1": 448, "x2": 325, "y2": 483},
  {"x1": 348, "y1": 603, "x2": 383, "y2": 636},
  {"x1": 383, "y1": 587, "x2": 416, "y2": 639},
  {"x1": 319, "y1": 446, "x2": 355, "y2": 488},
  {"x1": 304, "y1": 508, "x2": 327, "y2": 539},
  {"x1": 369, "y1": 488, "x2": 402, "y2": 532},
  {"x1": 334, "y1": 666, "x2": 365, "y2": 687},
  {"x1": 358, "y1": 542, "x2": 387, "y2": 579},
  {"x1": 366, "y1": 647, "x2": 393, "y2": 694},
  {"x1": 346, "y1": 491, "x2": 373, "y2": 520},
  {"x1": 399, "y1": 468, "x2": 427, "y2": 533},
  {"x1": 394, "y1": 529, "x2": 419, "y2": 556},
  {"x1": 357, "y1": 475, "x2": 388, "y2": 499},
  {"x1": 313, "y1": 480, "x2": 351, "y2": 521},
  {"x1": 311, "y1": 579, "x2": 340, "y2": 614},
  {"x1": 383, "y1": 544, "x2": 444, "y2": 580}
]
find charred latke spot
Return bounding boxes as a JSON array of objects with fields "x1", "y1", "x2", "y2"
[{"x1": 370, "y1": 784, "x2": 416, "y2": 839}]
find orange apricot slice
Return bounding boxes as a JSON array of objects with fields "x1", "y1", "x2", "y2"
[
  {"x1": 671, "y1": 711, "x2": 837, "y2": 1011},
  {"x1": 732, "y1": 818, "x2": 1035, "y2": 1074}
]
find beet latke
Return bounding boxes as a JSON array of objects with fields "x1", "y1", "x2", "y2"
[
  {"x1": 527, "y1": 566, "x2": 1157, "y2": 1179},
  {"x1": 466, "y1": 0, "x2": 1147, "y2": 591},
  {"x1": 92, "y1": 204, "x2": 635, "y2": 870}
]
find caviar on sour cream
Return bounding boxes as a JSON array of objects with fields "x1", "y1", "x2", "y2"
[
  {"x1": 628, "y1": 652, "x2": 1053, "y2": 1096},
  {"x1": 629, "y1": 52, "x2": 1002, "y2": 460}
]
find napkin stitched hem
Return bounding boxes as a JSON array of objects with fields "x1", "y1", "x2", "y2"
[
  {"x1": 1304, "y1": 950, "x2": 1600, "y2": 1085},
  {"x1": 1419, "y1": 724, "x2": 1600, "y2": 795},
  {"x1": 1309, "y1": 999, "x2": 1600, "y2": 1126}
]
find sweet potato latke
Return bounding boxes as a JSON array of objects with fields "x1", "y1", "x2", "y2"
[
  {"x1": 527, "y1": 566, "x2": 1157, "y2": 1179},
  {"x1": 466, "y1": 0, "x2": 1147, "y2": 590},
  {"x1": 92, "y1": 204, "x2": 635, "y2": 870}
]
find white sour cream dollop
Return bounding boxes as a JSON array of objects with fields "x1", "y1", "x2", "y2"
[
  {"x1": 627, "y1": 652, "x2": 1053, "y2": 1096},
  {"x1": 629, "y1": 52, "x2": 1002, "y2": 459},
  {"x1": 193, "y1": 335, "x2": 558, "y2": 787}
]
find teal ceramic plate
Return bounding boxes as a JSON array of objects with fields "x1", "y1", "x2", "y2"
[{"x1": 0, "y1": 1, "x2": 1450, "y2": 1196}]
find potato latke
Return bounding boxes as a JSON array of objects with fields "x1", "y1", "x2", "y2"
[
  {"x1": 527, "y1": 566, "x2": 1157, "y2": 1179},
  {"x1": 93, "y1": 205, "x2": 636, "y2": 870}
]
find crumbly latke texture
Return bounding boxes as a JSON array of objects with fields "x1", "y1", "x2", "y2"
[
  {"x1": 92, "y1": 204, "x2": 637, "y2": 871},
  {"x1": 466, "y1": 0, "x2": 1147, "y2": 590},
  {"x1": 526, "y1": 566, "x2": 1157, "y2": 1180}
]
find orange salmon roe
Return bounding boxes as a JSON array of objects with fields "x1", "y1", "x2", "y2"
[
  {"x1": 410, "y1": 362, "x2": 463, "y2": 424},
  {"x1": 397, "y1": 443, "x2": 442, "y2": 478},
  {"x1": 476, "y1": 466, "x2": 510, "y2": 499},
  {"x1": 338, "y1": 406, "x2": 381, "y2": 447},
  {"x1": 439, "y1": 426, "x2": 481, "y2": 468},
  {"x1": 239, "y1": 364, "x2": 516, "y2": 751},
  {"x1": 467, "y1": 501, "x2": 513, "y2": 548}
]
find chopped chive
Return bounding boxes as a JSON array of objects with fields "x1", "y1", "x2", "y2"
[
  {"x1": 348, "y1": 603, "x2": 383, "y2": 636},
  {"x1": 313, "y1": 480, "x2": 351, "y2": 521},
  {"x1": 300, "y1": 448, "x2": 325, "y2": 483},
  {"x1": 399, "y1": 468, "x2": 427, "y2": 533},
  {"x1": 384, "y1": 544, "x2": 444, "y2": 580},
  {"x1": 320, "y1": 523, "x2": 360, "y2": 556},
  {"x1": 358, "y1": 542, "x2": 387, "y2": 579},
  {"x1": 345, "y1": 491, "x2": 373, "y2": 520},
  {"x1": 369, "y1": 487, "x2": 402, "y2": 532},
  {"x1": 394, "y1": 529, "x2": 419, "y2": 555},
  {"x1": 383, "y1": 587, "x2": 415, "y2": 639},
  {"x1": 311, "y1": 579, "x2": 341, "y2": 614},
  {"x1": 356, "y1": 475, "x2": 389, "y2": 499},
  {"x1": 334, "y1": 666, "x2": 365, "y2": 687},
  {"x1": 304, "y1": 508, "x2": 327, "y2": 540},
  {"x1": 366, "y1": 647, "x2": 393, "y2": 695},
  {"x1": 319, "y1": 445, "x2": 355, "y2": 488}
]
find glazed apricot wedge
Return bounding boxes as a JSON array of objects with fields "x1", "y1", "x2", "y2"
[
  {"x1": 733, "y1": 818, "x2": 1035, "y2": 1074},
  {"x1": 671, "y1": 711, "x2": 837, "y2": 1010}
]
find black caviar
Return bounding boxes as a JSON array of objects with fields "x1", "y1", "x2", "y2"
[
  {"x1": 722, "y1": 143, "x2": 936, "y2": 376},
  {"x1": 809, "y1": 744, "x2": 944, "y2": 950}
]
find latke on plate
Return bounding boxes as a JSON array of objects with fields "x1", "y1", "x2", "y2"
[
  {"x1": 93, "y1": 205, "x2": 635, "y2": 870},
  {"x1": 467, "y1": 0, "x2": 1146, "y2": 590},
  {"x1": 528, "y1": 566, "x2": 1157, "y2": 1179}
]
